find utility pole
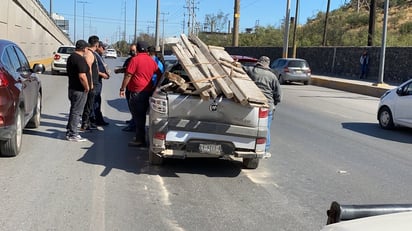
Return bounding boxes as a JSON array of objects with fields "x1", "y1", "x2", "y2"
[
  {"x1": 50, "y1": 0, "x2": 53, "y2": 16},
  {"x1": 161, "y1": 12, "x2": 169, "y2": 57},
  {"x1": 155, "y1": 0, "x2": 160, "y2": 51},
  {"x1": 368, "y1": 0, "x2": 376, "y2": 46},
  {"x1": 123, "y1": 0, "x2": 127, "y2": 41},
  {"x1": 282, "y1": 0, "x2": 291, "y2": 58},
  {"x1": 134, "y1": 0, "x2": 138, "y2": 44},
  {"x1": 232, "y1": 0, "x2": 240, "y2": 46},
  {"x1": 322, "y1": 0, "x2": 331, "y2": 46},
  {"x1": 292, "y1": 0, "x2": 300, "y2": 58}
]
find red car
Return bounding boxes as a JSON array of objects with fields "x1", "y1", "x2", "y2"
[
  {"x1": 0, "y1": 39, "x2": 45, "y2": 156},
  {"x1": 231, "y1": 55, "x2": 258, "y2": 66}
]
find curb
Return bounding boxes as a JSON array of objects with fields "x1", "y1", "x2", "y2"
[{"x1": 310, "y1": 76, "x2": 395, "y2": 98}]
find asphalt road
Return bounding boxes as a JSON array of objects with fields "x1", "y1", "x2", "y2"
[{"x1": 0, "y1": 58, "x2": 410, "y2": 231}]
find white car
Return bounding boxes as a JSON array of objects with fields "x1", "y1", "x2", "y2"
[
  {"x1": 51, "y1": 45, "x2": 75, "y2": 75},
  {"x1": 377, "y1": 79, "x2": 412, "y2": 129},
  {"x1": 104, "y1": 49, "x2": 117, "y2": 59}
]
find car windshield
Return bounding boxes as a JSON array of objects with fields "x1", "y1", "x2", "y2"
[
  {"x1": 288, "y1": 60, "x2": 308, "y2": 68},
  {"x1": 57, "y1": 47, "x2": 75, "y2": 54},
  {"x1": 107, "y1": 49, "x2": 115, "y2": 53}
]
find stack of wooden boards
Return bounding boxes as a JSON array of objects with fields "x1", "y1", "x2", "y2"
[{"x1": 168, "y1": 34, "x2": 268, "y2": 108}]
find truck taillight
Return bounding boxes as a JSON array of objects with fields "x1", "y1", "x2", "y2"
[
  {"x1": 0, "y1": 71, "x2": 9, "y2": 87},
  {"x1": 259, "y1": 107, "x2": 268, "y2": 118},
  {"x1": 256, "y1": 137, "x2": 266, "y2": 144},
  {"x1": 54, "y1": 54, "x2": 61, "y2": 60},
  {"x1": 154, "y1": 132, "x2": 166, "y2": 140},
  {"x1": 150, "y1": 97, "x2": 167, "y2": 114}
]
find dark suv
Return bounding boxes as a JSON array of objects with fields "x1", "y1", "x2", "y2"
[{"x1": 0, "y1": 39, "x2": 44, "y2": 156}]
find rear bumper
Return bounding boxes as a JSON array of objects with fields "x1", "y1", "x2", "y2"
[
  {"x1": 51, "y1": 62, "x2": 67, "y2": 72},
  {"x1": 150, "y1": 118, "x2": 267, "y2": 159},
  {"x1": 283, "y1": 74, "x2": 311, "y2": 82}
]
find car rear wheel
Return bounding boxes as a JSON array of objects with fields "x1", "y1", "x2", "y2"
[
  {"x1": 303, "y1": 80, "x2": 309, "y2": 85},
  {"x1": 242, "y1": 158, "x2": 259, "y2": 169},
  {"x1": 27, "y1": 93, "x2": 42, "y2": 128},
  {"x1": 149, "y1": 150, "x2": 163, "y2": 165},
  {"x1": 1, "y1": 108, "x2": 23, "y2": 157},
  {"x1": 378, "y1": 107, "x2": 394, "y2": 129}
]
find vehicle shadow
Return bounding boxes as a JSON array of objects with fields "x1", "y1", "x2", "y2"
[
  {"x1": 341, "y1": 122, "x2": 412, "y2": 144},
  {"x1": 77, "y1": 121, "x2": 242, "y2": 178}
]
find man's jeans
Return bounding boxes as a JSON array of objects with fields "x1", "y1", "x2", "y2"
[
  {"x1": 266, "y1": 110, "x2": 273, "y2": 152},
  {"x1": 129, "y1": 91, "x2": 151, "y2": 143},
  {"x1": 67, "y1": 89, "x2": 88, "y2": 136},
  {"x1": 82, "y1": 88, "x2": 96, "y2": 127}
]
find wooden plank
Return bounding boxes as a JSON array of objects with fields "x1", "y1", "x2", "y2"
[
  {"x1": 172, "y1": 44, "x2": 210, "y2": 100},
  {"x1": 188, "y1": 35, "x2": 235, "y2": 99},
  {"x1": 208, "y1": 46, "x2": 268, "y2": 105},
  {"x1": 180, "y1": 34, "x2": 221, "y2": 96}
]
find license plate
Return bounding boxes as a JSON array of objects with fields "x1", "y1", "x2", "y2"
[{"x1": 199, "y1": 144, "x2": 222, "y2": 154}]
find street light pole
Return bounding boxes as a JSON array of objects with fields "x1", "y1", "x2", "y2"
[
  {"x1": 77, "y1": 1, "x2": 88, "y2": 39},
  {"x1": 74, "y1": 0, "x2": 76, "y2": 41},
  {"x1": 134, "y1": 0, "x2": 138, "y2": 43},
  {"x1": 377, "y1": 0, "x2": 389, "y2": 84}
]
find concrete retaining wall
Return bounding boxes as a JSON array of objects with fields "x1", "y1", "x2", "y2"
[
  {"x1": 225, "y1": 46, "x2": 412, "y2": 84},
  {"x1": 0, "y1": 0, "x2": 72, "y2": 65}
]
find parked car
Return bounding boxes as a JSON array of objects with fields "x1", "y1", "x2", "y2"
[
  {"x1": 51, "y1": 45, "x2": 75, "y2": 75},
  {"x1": 0, "y1": 39, "x2": 45, "y2": 156},
  {"x1": 148, "y1": 63, "x2": 269, "y2": 169},
  {"x1": 377, "y1": 78, "x2": 412, "y2": 129},
  {"x1": 231, "y1": 55, "x2": 258, "y2": 67},
  {"x1": 104, "y1": 49, "x2": 117, "y2": 59},
  {"x1": 270, "y1": 58, "x2": 311, "y2": 85}
]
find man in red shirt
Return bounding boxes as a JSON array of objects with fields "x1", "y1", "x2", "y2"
[{"x1": 119, "y1": 41, "x2": 161, "y2": 147}]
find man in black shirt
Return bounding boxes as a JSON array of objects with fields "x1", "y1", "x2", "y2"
[{"x1": 66, "y1": 40, "x2": 90, "y2": 142}]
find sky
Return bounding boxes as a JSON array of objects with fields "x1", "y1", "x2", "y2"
[{"x1": 39, "y1": 0, "x2": 348, "y2": 44}]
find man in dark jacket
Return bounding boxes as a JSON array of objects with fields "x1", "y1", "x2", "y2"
[{"x1": 244, "y1": 56, "x2": 282, "y2": 156}]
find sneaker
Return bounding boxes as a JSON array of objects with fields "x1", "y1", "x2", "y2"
[{"x1": 67, "y1": 134, "x2": 88, "y2": 142}]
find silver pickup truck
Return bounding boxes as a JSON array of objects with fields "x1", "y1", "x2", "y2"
[{"x1": 148, "y1": 64, "x2": 269, "y2": 169}]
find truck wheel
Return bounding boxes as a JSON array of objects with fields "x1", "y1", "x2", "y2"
[
  {"x1": 27, "y1": 93, "x2": 42, "y2": 128},
  {"x1": 1, "y1": 108, "x2": 23, "y2": 157},
  {"x1": 149, "y1": 150, "x2": 163, "y2": 165},
  {"x1": 242, "y1": 158, "x2": 259, "y2": 169}
]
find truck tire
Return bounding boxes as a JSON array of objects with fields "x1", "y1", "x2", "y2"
[
  {"x1": 1, "y1": 108, "x2": 23, "y2": 157},
  {"x1": 149, "y1": 150, "x2": 163, "y2": 165},
  {"x1": 242, "y1": 158, "x2": 259, "y2": 169},
  {"x1": 27, "y1": 93, "x2": 42, "y2": 128}
]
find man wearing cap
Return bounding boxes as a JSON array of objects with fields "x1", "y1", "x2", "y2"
[
  {"x1": 119, "y1": 41, "x2": 161, "y2": 147},
  {"x1": 65, "y1": 40, "x2": 90, "y2": 142},
  {"x1": 243, "y1": 56, "x2": 282, "y2": 156}
]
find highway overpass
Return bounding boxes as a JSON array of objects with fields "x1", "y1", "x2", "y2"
[{"x1": 1, "y1": 0, "x2": 72, "y2": 66}]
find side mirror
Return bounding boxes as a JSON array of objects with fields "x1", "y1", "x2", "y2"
[
  {"x1": 396, "y1": 87, "x2": 403, "y2": 96},
  {"x1": 32, "y1": 63, "x2": 46, "y2": 74}
]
